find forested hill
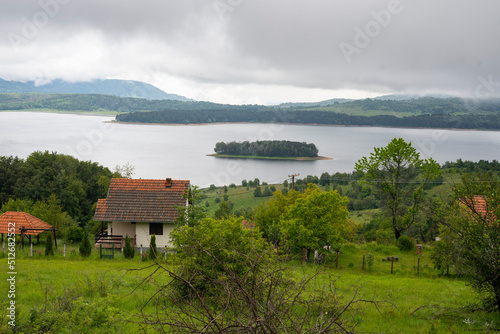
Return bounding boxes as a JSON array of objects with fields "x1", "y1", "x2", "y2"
[
  {"x1": 0, "y1": 93, "x2": 239, "y2": 112},
  {"x1": 115, "y1": 108, "x2": 500, "y2": 130},
  {"x1": 2, "y1": 92, "x2": 500, "y2": 129}
]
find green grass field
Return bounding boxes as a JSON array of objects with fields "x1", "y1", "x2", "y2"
[{"x1": 1, "y1": 242, "x2": 498, "y2": 333}]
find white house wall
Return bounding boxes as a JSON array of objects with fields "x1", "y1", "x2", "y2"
[
  {"x1": 135, "y1": 223, "x2": 176, "y2": 248},
  {"x1": 109, "y1": 221, "x2": 136, "y2": 239}
]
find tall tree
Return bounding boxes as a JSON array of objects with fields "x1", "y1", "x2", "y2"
[
  {"x1": 355, "y1": 138, "x2": 440, "y2": 239},
  {"x1": 436, "y1": 173, "x2": 500, "y2": 313},
  {"x1": 280, "y1": 184, "x2": 353, "y2": 261}
]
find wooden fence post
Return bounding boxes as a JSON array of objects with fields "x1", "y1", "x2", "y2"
[
  {"x1": 362, "y1": 254, "x2": 365, "y2": 271},
  {"x1": 30, "y1": 241, "x2": 33, "y2": 257},
  {"x1": 64, "y1": 243, "x2": 66, "y2": 258},
  {"x1": 417, "y1": 257, "x2": 420, "y2": 275},
  {"x1": 391, "y1": 256, "x2": 394, "y2": 274},
  {"x1": 336, "y1": 250, "x2": 339, "y2": 269}
]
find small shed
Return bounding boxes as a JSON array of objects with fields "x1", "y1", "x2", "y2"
[{"x1": 0, "y1": 211, "x2": 56, "y2": 247}]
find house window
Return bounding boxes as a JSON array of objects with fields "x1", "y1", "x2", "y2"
[{"x1": 149, "y1": 223, "x2": 163, "y2": 236}]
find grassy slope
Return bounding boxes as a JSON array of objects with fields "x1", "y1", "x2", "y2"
[{"x1": 1, "y1": 243, "x2": 498, "y2": 333}]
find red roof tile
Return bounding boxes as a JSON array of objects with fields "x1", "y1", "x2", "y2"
[
  {"x1": 0, "y1": 211, "x2": 53, "y2": 235},
  {"x1": 460, "y1": 195, "x2": 496, "y2": 222},
  {"x1": 94, "y1": 178, "x2": 189, "y2": 222}
]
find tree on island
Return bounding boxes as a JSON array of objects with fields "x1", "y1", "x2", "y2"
[{"x1": 214, "y1": 140, "x2": 319, "y2": 158}]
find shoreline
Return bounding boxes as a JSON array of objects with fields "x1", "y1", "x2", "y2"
[
  {"x1": 206, "y1": 153, "x2": 333, "y2": 161},
  {"x1": 107, "y1": 120, "x2": 489, "y2": 132}
]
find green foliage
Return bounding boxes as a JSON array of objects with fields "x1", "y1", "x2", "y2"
[
  {"x1": 1, "y1": 195, "x2": 77, "y2": 236},
  {"x1": 280, "y1": 184, "x2": 354, "y2": 259},
  {"x1": 398, "y1": 236, "x2": 415, "y2": 252},
  {"x1": 0, "y1": 151, "x2": 113, "y2": 225},
  {"x1": 213, "y1": 201, "x2": 232, "y2": 220},
  {"x1": 149, "y1": 234, "x2": 158, "y2": 260},
  {"x1": 123, "y1": 235, "x2": 135, "y2": 259},
  {"x1": 170, "y1": 216, "x2": 275, "y2": 297},
  {"x1": 45, "y1": 232, "x2": 54, "y2": 256},
  {"x1": 79, "y1": 230, "x2": 92, "y2": 257},
  {"x1": 175, "y1": 185, "x2": 207, "y2": 227},
  {"x1": 209, "y1": 184, "x2": 217, "y2": 191},
  {"x1": 355, "y1": 138, "x2": 441, "y2": 239},
  {"x1": 65, "y1": 226, "x2": 83, "y2": 243},
  {"x1": 367, "y1": 253, "x2": 374, "y2": 271},
  {"x1": 214, "y1": 140, "x2": 319, "y2": 158},
  {"x1": 436, "y1": 173, "x2": 500, "y2": 313}
]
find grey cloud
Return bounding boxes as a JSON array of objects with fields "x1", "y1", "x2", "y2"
[{"x1": 1, "y1": 0, "x2": 500, "y2": 102}]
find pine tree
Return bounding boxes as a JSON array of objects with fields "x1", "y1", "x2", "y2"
[
  {"x1": 149, "y1": 234, "x2": 158, "y2": 260},
  {"x1": 79, "y1": 230, "x2": 92, "y2": 257},
  {"x1": 45, "y1": 231, "x2": 54, "y2": 256},
  {"x1": 123, "y1": 235, "x2": 135, "y2": 259}
]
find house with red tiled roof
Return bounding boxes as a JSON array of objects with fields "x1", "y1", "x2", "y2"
[
  {"x1": 460, "y1": 195, "x2": 498, "y2": 226},
  {"x1": 94, "y1": 178, "x2": 189, "y2": 248}
]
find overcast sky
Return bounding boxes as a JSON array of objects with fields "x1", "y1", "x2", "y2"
[{"x1": 1, "y1": 0, "x2": 499, "y2": 105}]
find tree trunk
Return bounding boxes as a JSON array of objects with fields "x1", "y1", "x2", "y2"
[
  {"x1": 394, "y1": 228, "x2": 401, "y2": 240},
  {"x1": 302, "y1": 247, "x2": 307, "y2": 263}
]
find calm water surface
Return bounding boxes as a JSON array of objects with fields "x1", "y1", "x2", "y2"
[{"x1": 1, "y1": 112, "x2": 499, "y2": 187}]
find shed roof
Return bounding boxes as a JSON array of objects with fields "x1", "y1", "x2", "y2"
[
  {"x1": 0, "y1": 211, "x2": 53, "y2": 235},
  {"x1": 94, "y1": 178, "x2": 189, "y2": 223}
]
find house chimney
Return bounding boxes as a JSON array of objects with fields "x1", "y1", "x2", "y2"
[{"x1": 165, "y1": 178, "x2": 172, "y2": 188}]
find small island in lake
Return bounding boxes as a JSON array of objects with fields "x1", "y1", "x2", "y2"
[{"x1": 207, "y1": 140, "x2": 332, "y2": 161}]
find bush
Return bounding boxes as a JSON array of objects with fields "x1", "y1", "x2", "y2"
[
  {"x1": 123, "y1": 235, "x2": 135, "y2": 259},
  {"x1": 367, "y1": 253, "x2": 374, "y2": 270},
  {"x1": 149, "y1": 234, "x2": 158, "y2": 260},
  {"x1": 45, "y1": 232, "x2": 54, "y2": 256},
  {"x1": 65, "y1": 226, "x2": 83, "y2": 243},
  {"x1": 79, "y1": 230, "x2": 92, "y2": 257},
  {"x1": 398, "y1": 235, "x2": 415, "y2": 252}
]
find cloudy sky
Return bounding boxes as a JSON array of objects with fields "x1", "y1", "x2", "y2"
[{"x1": 1, "y1": 0, "x2": 499, "y2": 105}]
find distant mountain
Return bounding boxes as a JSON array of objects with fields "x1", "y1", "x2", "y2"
[
  {"x1": 277, "y1": 98, "x2": 354, "y2": 108},
  {"x1": 278, "y1": 94, "x2": 458, "y2": 107},
  {"x1": 0, "y1": 78, "x2": 192, "y2": 101},
  {"x1": 373, "y1": 94, "x2": 456, "y2": 101}
]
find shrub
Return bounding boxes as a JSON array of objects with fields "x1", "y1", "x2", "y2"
[
  {"x1": 398, "y1": 235, "x2": 415, "y2": 252},
  {"x1": 367, "y1": 253, "x2": 374, "y2": 271},
  {"x1": 149, "y1": 234, "x2": 158, "y2": 260},
  {"x1": 79, "y1": 230, "x2": 92, "y2": 257},
  {"x1": 65, "y1": 226, "x2": 83, "y2": 243},
  {"x1": 214, "y1": 197, "x2": 221, "y2": 204},
  {"x1": 123, "y1": 235, "x2": 135, "y2": 259},
  {"x1": 45, "y1": 232, "x2": 54, "y2": 256}
]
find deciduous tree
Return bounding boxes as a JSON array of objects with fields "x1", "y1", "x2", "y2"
[
  {"x1": 436, "y1": 173, "x2": 500, "y2": 313},
  {"x1": 355, "y1": 138, "x2": 440, "y2": 239}
]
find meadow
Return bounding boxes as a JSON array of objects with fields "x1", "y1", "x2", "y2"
[{"x1": 1, "y1": 242, "x2": 498, "y2": 333}]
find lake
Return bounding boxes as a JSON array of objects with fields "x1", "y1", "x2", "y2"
[{"x1": 1, "y1": 112, "x2": 499, "y2": 187}]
